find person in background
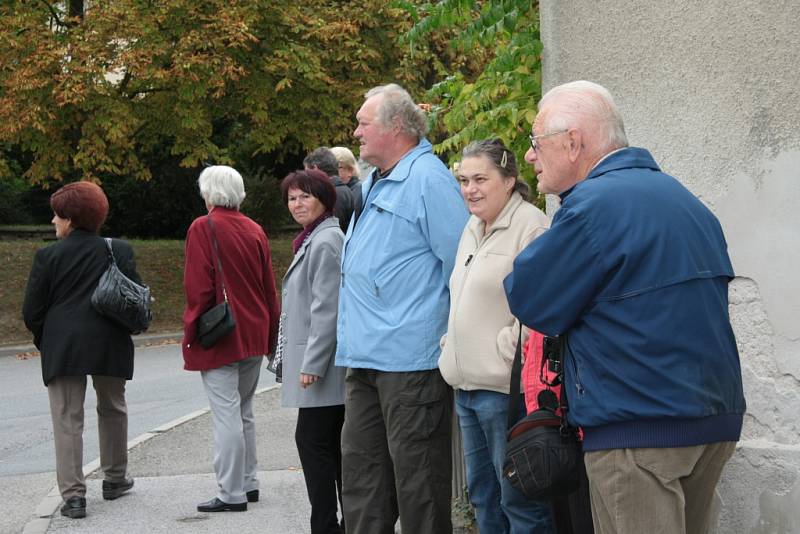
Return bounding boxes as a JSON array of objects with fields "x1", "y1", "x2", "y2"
[
  {"x1": 439, "y1": 139, "x2": 554, "y2": 534},
  {"x1": 505, "y1": 80, "x2": 745, "y2": 534},
  {"x1": 277, "y1": 169, "x2": 347, "y2": 534},
  {"x1": 336, "y1": 83, "x2": 469, "y2": 534},
  {"x1": 303, "y1": 147, "x2": 355, "y2": 232},
  {"x1": 330, "y1": 146, "x2": 362, "y2": 193},
  {"x1": 182, "y1": 165, "x2": 280, "y2": 513},
  {"x1": 23, "y1": 181, "x2": 141, "y2": 519}
]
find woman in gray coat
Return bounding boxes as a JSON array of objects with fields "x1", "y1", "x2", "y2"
[{"x1": 275, "y1": 169, "x2": 346, "y2": 534}]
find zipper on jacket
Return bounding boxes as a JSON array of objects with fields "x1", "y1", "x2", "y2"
[{"x1": 341, "y1": 272, "x2": 345, "y2": 287}]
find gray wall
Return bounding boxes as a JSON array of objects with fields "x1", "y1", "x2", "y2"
[{"x1": 539, "y1": 1, "x2": 800, "y2": 531}]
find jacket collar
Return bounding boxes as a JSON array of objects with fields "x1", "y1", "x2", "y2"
[
  {"x1": 559, "y1": 147, "x2": 661, "y2": 200},
  {"x1": 207, "y1": 206, "x2": 239, "y2": 217},
  {"x1": 65, "y1": 228, "x2": 99, "y2": 240},
  {"x1": 285, "y1": 217, "x2": 339, "y2": 277},
  {"x1": 466, "y1": 191, "x2": 525, "y2": 241},
  {"x1": 361, "y1": 138, "x2": 433, "y2": 191}
]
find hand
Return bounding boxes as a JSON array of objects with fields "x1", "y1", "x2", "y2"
[{"x1": 300, "y1": 373, "x2": 320, "y2": 389}]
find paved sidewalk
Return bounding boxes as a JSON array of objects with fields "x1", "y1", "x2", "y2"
[
  {"x1": 27, "y1": 386, "x2": 312, "y2": 534},
  {"x1": 21, "y1": 367, "x2": 476, "y2": 533}
]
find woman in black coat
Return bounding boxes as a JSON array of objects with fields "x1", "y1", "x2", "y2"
[{"x1": 23, "y1": 182, "x2": 144, "y2": 519}]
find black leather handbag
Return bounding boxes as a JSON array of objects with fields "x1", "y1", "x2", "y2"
[
  {"x1": 91, "y1": 238, "x2": 152, "y2": 334},
  {"x1": 503, "y1": 328, "x2": 582, "y2": 501},
  {"x1": 196, "y1": 214, "x2": 236, "y2": 349}
]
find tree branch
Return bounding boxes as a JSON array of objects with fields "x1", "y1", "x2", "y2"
[{"x1": 38, "y1": 0, "x2": 67, "y2": 29}]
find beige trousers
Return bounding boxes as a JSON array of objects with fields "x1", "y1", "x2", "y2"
[
  {"x1": 47, "y1": 375, "x2": 129, "y2": 499},
  {"x1": 584, "y1": 442, "x2": 736, "y2": 534}
]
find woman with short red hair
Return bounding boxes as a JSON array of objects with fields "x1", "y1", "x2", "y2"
[{"x1": 23, "y1": 181, "x2": 145, "y2": 519}]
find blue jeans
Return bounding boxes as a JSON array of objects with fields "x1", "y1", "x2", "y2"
[{"x1": 456, "y1": 389, "x2": 554, "y2": 534}]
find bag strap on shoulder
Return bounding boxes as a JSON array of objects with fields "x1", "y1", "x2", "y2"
[
  {"x1": 206, "y1": 213, "x2": 229, "y2": 303},
  {"x1": 101, "y1": 237, "x2": 118, "y2": 264},
  {"x1": 507, "y1": 322, "x2": 524, "y2": 430}
]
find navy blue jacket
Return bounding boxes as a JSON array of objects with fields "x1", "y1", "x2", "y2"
[{"x1": 504, "y1": 148, "x2": 746, "y2": 451}]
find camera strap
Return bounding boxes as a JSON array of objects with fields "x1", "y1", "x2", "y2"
[{"x1": 506, "y1": 321, "x2": 571, "y2": 431}]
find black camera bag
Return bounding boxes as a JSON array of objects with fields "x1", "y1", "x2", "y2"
[{"x1": 503, "y1": 328, "x2": 582, "y2": 501}]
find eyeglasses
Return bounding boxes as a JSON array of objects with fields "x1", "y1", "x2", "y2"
[{"x1": 528, "y1": 129, "x2": 568, "y2": 152}]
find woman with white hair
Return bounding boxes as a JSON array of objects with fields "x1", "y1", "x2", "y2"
[
  {"x1": 182, "y1": 165, "x2": 280, "y2": 513},
  {"x1": 330, "y1": 146, "x2": 361, "y2": 192}
]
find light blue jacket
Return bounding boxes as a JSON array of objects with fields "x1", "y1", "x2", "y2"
[{"x1": 336, "y1": 139, "x2": 469, "y2": 371}]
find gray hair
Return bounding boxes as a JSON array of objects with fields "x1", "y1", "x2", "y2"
[
  {"x1": 303, "y1": 147, "x2": 338, "y2": 177},
  {"x1": 539, "y1": 81, "x2": 628, "y2": 152},
  {"x1": 198, "y1": 165, "x2": 246, "y2": 209},
  {"x1": 462, "y1": 139, "x2": 531, "y2": 201},
  {"x1": 365, "y1": 83, "x2": 429, "y2": 140},
  {"x1": 330, "y1": 146, "x2": 360, "y2": 179}
]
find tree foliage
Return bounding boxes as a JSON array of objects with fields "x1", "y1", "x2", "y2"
[
  {"x1": 0, "y1": 0, "x2": 453, "y2": 188},
  {"x1": 400, "y1": 0, "x2": 542, "y2": 189}
]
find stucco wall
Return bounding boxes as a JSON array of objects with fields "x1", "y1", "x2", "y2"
[{"x1": 538, "y1": 1, "x2": 800, "y2": 531}]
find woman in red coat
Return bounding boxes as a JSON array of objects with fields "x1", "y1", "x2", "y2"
[{"x1": 182, "y1": 165, "x2": 280, "y2": 513}]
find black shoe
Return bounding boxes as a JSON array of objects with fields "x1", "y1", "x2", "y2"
[
  {"x1": 60, "y1": 497, "x2": 86, "y2": 519},
  {"x1": 197, "y1": 497, "x2": 247, "y2": 512},
  {"x1": 102, "y1": 477, "x2": 134, "y2": 500},
  {"x1": 246, "y1": 489, "x2": 259, "y2": 503}
]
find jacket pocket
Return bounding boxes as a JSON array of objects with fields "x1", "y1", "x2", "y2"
[
  {"x1": 566, "y1": 340, "x2": 585, "y2": 398},
  {"x1": 393, "y1": 371, "x2": 449, "y2": 442}
]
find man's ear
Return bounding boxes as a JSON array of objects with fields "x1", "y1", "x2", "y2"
[
  {"x1": 566, "y1": 129, "x2": 582, "y2": 163},
  {"x1": 391, "y1": 116, "x2": 404, "y2": 133}
]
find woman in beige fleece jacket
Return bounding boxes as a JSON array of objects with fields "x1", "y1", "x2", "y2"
[{"x1": 440, "y1": 139, "x2": 554, "y2": 533}]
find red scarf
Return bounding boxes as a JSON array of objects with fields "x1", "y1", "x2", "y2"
[{"x1": 292, "y1": 212, "x2": 331, "y2": 253}]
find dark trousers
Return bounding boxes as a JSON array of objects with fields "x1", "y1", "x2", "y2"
[
  {"x1": 340, "y1": 368, "x2": 453, "y2": 534},
  {"x1": 552, "y1": 457, "x2": 594, "y2": 534},
  {"x1": 296, "y1": 405, "x2": 345, "y2": 534}
]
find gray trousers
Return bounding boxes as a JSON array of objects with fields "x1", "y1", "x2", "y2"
[
  {"x1": 584, "y1": 441, "x2": 736, "y2": 534},
  {"x1": 47, "y1": 375, "x2": 128, "y2": 499},
  {"x1": 201, "y1": 356, "x2": 262, "y2": 504},
  {"x1": 341, "y1": 368, "x2": 453, "y2": 534}
]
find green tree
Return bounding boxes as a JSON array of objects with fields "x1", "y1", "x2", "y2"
[
  {"x1": 0, "y1": 0, "x2": 454, "y2": 189},
  {"x1": 401, "y1": 0, "x2": 542, "y2": 192}
]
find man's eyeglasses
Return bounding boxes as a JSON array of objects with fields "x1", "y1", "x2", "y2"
[{"x1": 529, "y1": 129, "x2": 568, "y2": 152}]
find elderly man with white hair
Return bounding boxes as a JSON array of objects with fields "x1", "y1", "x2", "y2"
[{"x1": 504, "y1": 81, "x2": 745, "y2": 534}]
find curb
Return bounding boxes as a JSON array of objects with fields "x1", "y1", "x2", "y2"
[
  {"x1": 22, "y1": 384, "x2": 281, "y2": 534},
  {"x1": 1, "y1": 332, "x2": 183, "y2": 359}
]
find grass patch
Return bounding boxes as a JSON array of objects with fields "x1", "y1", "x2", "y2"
[{"x1": 1, "y1": 236, "x2": 296, "y2": 346}]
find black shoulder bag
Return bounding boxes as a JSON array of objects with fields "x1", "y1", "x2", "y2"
[
  {"x1": 91, "y1": 238, "x2": 152, "y2": 334},
  {"x1": 503, "y1": 326, "x2": 582, "y2": 501},
  {"x1": 196, "y1": 214, "x2": 236, "y2": 349}
]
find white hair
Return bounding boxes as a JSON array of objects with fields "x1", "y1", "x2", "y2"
[
  {"x1": 330, "y1": 146, "x2": 360, "y2": 179},
  {"x1": 539, "y1": 80, "x2": 628, "y2": 151},
  {"x1": 365, "y1": 83, "x2": 429, "y2": 140},
  {"x1": 198, "y1": 165, "x2": 246, "y2": 209}
]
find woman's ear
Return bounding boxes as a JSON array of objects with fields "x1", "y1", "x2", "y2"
[{"x1": 507, "y1": 177, "x2": 517, "y2": 193}]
